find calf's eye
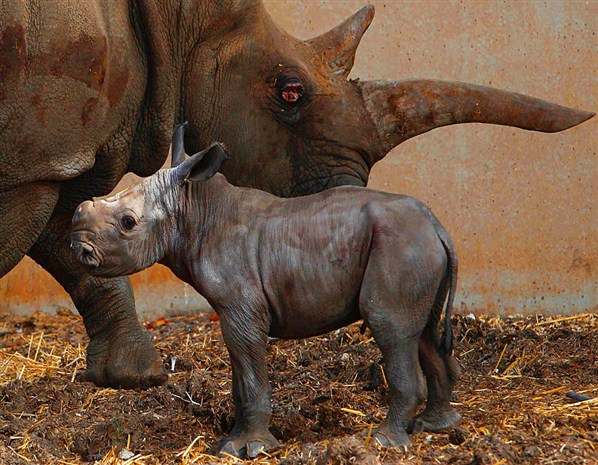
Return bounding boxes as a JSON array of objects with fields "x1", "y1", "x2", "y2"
[{"x1": 121, "y1": 215, "x2": 136, "y2": 230}]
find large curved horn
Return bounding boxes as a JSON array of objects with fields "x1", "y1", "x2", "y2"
[
  {"x1": 359, "y1": 80, "x2": 595, "y2": 155},
  {"x1": 307, "y1": 5, "x2": 375, "y2": 77},
  {"x1": 171, "y1": 122, "x2": 188, "y2": 167}
]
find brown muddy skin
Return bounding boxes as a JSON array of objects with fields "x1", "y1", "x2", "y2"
[
  {"x1": 71, "y1": 127, "x2": 461, "y2": 457},
  {"x1": 1, "y1": 1, "x2": 594, "y2": 390}
]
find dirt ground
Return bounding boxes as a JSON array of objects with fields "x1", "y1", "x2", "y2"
[{"x1": 0, "y1": 310, "x2": 596, "y2": 465}]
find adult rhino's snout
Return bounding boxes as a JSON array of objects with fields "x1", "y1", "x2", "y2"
[{"x1": 71, "y1": 200, "x2": 102, "y2": 268}]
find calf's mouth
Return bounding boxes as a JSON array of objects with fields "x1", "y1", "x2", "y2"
[{"x1": 70, "y1": 235, "x2": 102, "y2": 269}]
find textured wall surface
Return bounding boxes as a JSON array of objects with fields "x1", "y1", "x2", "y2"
[{"x1": 2, "y1": 0, "x2": 596, "y2": 316}]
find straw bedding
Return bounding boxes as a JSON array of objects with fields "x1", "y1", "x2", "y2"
[{"x1": 0, "y1": 309, "x2": 596, "y2": 464}]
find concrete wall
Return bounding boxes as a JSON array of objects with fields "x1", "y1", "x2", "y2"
[{"x1": 1, "y1": 1, "x2": 596, "y2": 317}]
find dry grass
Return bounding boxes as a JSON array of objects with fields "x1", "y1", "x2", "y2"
[{"x1": 0, "y1": 309, "x2": 596, "y2": 464}]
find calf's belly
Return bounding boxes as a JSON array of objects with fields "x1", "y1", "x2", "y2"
[
  {"x1": 264, "y1": 250, "x2": 368, "y2": 339},
  {"x1": 268, "y1": 294, "x2": 362, "y2": 340}
]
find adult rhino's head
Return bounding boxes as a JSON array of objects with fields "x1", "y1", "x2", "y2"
[
  {"x1": 71, "y1": 125, "x2": 228, "y2": 277},
  {"x1": 182, "y1": 2, "x2": 593, "y2": 197}
]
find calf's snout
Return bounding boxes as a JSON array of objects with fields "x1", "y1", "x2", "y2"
[
  {"x1": 71, "y1": 240, "x2": 95, "y2": 263},
  {"x1": 71, "y1": 200, "x2": 103, "y2": 268},
  {"x1": 70, "y1": 236, "x2": 102, "y2": 268}
]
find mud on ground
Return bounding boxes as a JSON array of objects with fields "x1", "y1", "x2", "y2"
[{"x1": 0, "y1": 310, "x2": 596, "y2": 464}]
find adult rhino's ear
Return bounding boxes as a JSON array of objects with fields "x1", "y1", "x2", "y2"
[
  {"x1": 176, "y1": 143, "x2": 229, "y2": 183},
  {"x1": 171, "y1": 122, "x2": 188, "y2": 168}
]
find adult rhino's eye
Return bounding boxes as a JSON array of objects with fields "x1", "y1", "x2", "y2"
[
  {"x1": 280, "y1": 80, "x2": 304, "y2": 103},
  {"x1": 121, "y1": 215, "x2": 136, "y2": 230}
]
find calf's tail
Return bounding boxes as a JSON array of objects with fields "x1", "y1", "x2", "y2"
[{"x1": 435, "y1": 225, "x2": 458, "y2": 358}]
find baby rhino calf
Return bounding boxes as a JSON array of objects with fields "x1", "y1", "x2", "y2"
[{"x1": 71, "y1": 124, "x2": 461, "y2": 458}]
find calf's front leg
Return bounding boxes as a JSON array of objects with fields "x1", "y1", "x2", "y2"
[{"x1": 217, "y1": 311, "x2": 279, "y2": 459}]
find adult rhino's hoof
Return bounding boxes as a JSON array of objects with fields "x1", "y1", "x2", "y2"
[
  {"x1": 218, "y1": 431, "x2": 279, "y2": 459},
  {"x1": 82, "y1": 328, "x2": 167, "y2": 389},
  {"x1": 410, "y1": 405, "x2": 462, "y2": 433}
]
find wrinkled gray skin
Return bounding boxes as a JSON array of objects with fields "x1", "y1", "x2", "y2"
[
  {"x1": 71, "y1": 126, "x2": 461, "y2": 457},
  {"x1": 2, "y1": 0, "x2": 593, "y2": 389}
]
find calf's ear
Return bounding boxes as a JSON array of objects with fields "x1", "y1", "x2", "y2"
[{"x1": 176, "y1": 143, "x2": 229, "y2": 183}]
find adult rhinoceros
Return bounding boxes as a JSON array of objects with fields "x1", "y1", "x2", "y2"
[{"x1": 0, "y1": 1, "x2": 593, "y2": 389}]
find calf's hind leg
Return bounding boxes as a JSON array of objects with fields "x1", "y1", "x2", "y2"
[
  {"x1": 359, "y1": 255, "x2": 436, "y2": 447},
  {"x1": 413, "y1": 320, "x2": 461, "y2": 433}
]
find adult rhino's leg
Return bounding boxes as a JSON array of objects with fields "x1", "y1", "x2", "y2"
[
  {"x1": 28, "y1": 212, "x2": 167, "y2": 389},
  {"x1": 0, "y1": 183, "x2": 59, "y2": 277}
]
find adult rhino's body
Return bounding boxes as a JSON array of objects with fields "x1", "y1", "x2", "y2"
[{"x1": 0, "y1": 0, "x2": 593, "y2": 389}]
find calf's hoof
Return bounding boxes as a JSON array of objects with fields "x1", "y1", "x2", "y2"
[
  {"x1": 82, "y1": 328, "x2": 167, "y2": 389},
  {"x1": 218, "y1": 431, "x2": 279, "y2": 459},
  {"x1": 371, "y1": 427, "x2": 410, "y2": 448},
  {"x1": 410, "y1": 405, "x2": 462, "y2": 433}
]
